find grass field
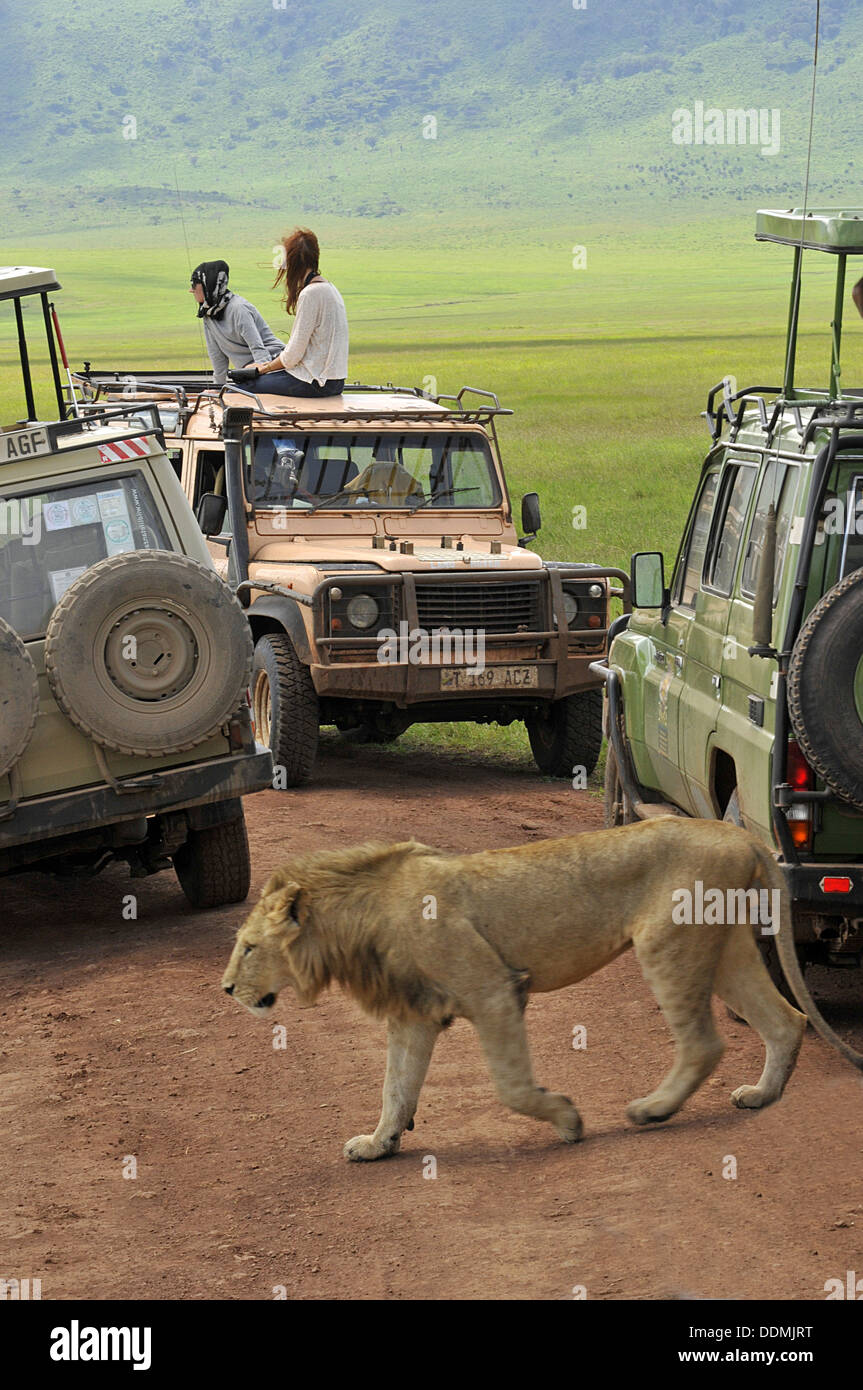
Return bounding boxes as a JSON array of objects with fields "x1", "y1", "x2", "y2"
[{"x1": 2, "y1": 209, "x2": 857, "y2": 771}]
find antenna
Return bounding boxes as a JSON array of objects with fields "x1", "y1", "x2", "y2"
[{"x1": 782, "y1": 0, "x2": 821, "y2": 399}]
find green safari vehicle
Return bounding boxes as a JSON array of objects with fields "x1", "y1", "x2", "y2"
[{"x1": 593, "y1": 207, "x2": 863, "y2": 1068}]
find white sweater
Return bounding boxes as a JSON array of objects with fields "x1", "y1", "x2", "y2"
[{"x1": 279, "y1": 280, "x2": 349, "y2": 385}]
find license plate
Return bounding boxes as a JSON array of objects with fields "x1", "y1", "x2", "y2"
[
  {"x1": 0, "y1": 426, "x2": 50, "y2": 463},
  {"x1": 439, "y1": 665, "x2": 539, "y2": 691}
]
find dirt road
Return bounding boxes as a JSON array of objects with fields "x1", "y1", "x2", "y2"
[{"x1": 2, "y1": 737, "x2": 861, "y2": 1301}]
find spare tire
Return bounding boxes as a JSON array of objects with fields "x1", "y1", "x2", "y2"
[
  {"x1": 45, "y1": 551, "x2": 253, "y2": 758},
  {"x1": 0, "y1": 617, "x2": 39, "y2": 779},
  {"x1": 788, "y1": 567, "x2": 863, "y2": 811}
]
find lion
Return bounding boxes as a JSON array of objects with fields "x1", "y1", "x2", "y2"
[{"x1": 221, "y1": 817, "x2": 806, "y2": 1161}]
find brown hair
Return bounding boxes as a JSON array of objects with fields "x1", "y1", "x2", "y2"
[{"x1": 273, "y1": 227, "x2": 320, "y2": 315}]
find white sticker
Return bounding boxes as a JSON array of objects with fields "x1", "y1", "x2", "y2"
[
  {"x1": 788, "y1": 516, "x2": 805, "y2": 546},
  {"x1": 49, "y1": 566, "x2": 88, "y2": 602},
  {"x1": 43, "y1": 500, "x2": 73, "y2": 531},
  {"x1": 97, "y1": 488, "x2": 135, "y2": 555}
]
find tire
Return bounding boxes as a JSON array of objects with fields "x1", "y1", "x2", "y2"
[
  {"x1": 44, "y1": 552, "x2": 253, "y2": 757},
  {"x1": 0, "y1": 618, "x2": 39, "y2": 779},
  {"x1": 526, "y1": 689, "x2": 603, "y2": 779},
  {"x1": 723, "y1": 789, "x2": 798, "y2": 1005},
  {"x1": 173, "y1": 812, "x2": 251, "y2": 908},
  {"x1": 603, "y1": 741, "x2": 637, "y2": 826},
  {"x1": 252, "y1": 633, "x2": 319, "y2": 787},
  {"x1": 788, "y1": 569, "x2": 863, "y2": 810}
]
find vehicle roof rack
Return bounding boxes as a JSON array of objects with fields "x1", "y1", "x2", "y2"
[
  {"x1": 73, "y1": 371, "x2": 514, "y2": 427},
  {"x1": 755, "y1": 207, "x2": 863, "y2": 255}
]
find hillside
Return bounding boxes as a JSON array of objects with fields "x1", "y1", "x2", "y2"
[{"x1": 0, "y1": 0, "x2": 861, "y2": 232}]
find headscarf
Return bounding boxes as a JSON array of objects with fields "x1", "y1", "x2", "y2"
[{"x1": 191, "y1": 260, "x2": 232, "y2": 320}]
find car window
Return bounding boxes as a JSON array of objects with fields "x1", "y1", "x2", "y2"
[
  {"x1": 250, "y1": 431, "x2": 500, "y2": 510},
  {"x1": 0, "y1": 472, "x2": 170, "y2": 639},
  {"x1": 703, "y1": 463, "x2": 758, "y2": 595},
  {"x1": 675, "y1": 471, "x2": 719, "y2": 609},
  {"x1": 840, "y1": 474, "x2": 863, "y2": 579},
  {"x1": 741, "y1": 460, "x2": 799, "y2": 602}
]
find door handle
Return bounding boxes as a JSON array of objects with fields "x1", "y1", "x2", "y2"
[{"x1": 711, "y1": 674, "x2": 722, "y2": 696}]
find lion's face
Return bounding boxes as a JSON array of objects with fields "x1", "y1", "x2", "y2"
[{"x1": 221, "y1": 878, "x2": 302, "y2": 1018}]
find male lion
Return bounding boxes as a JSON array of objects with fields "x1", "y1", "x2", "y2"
[{"x1": 221, "y1": 817, "x2": 805, "y2": 1161}]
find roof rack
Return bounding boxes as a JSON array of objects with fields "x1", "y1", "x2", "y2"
[
  {"x1": 72, "y1": 371, "x2": 514, "y2": 428},
  {"x1": 705, "y1": 379, "x2": 863, "y2": 451}
]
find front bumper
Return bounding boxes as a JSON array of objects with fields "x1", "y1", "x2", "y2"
[
  {"x1": 308, "y1": 565, "x2": 627, "y2": 706},
  {"x1": 0, "y1": 747, "x2": 273, "y2": 857}
]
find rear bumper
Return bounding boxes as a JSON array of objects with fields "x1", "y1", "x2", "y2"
[
  {"x1": 783, "y1": 862, "x2": 863, "y2": 913},
  {"x1": 0, "y1": 748, "x2": 273, "y2": 857}
]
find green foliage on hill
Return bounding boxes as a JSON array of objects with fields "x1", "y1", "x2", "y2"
[{"x1": 1, "y1": 0, "x2": 860, "y2": 231}]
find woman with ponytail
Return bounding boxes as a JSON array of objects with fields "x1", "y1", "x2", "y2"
[{"x1": 229, "y1": 229, "x2": 348, "y2": 398}]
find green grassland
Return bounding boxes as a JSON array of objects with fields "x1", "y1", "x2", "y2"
[{"x1": 1, "y1": 208, "x2": 859, "y2": 773}]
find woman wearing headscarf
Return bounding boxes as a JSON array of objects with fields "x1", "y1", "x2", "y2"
[
  {"x1": 228, "y1": 229, "x2": 348, "y2": 398},
  {"x1": 190, "y1": 259, "x2": 285, "y2": 385}
]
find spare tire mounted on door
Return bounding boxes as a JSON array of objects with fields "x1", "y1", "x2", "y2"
[
  {"x1": 44, "y1": 551, "x2": 253, "y2": 757},
  {"x1": 0, "y1": 617, "x2": 40, "y2": 779},
  {"x1": 788, "y1": 566, "x2": 863, "y2": 812}
]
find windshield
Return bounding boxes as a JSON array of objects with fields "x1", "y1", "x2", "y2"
[
  {"x1": 0, "y1": 472, "x2": 169, "y2": 638},
  {"x1": 251, "y1": 430, "x2": 501, "y2": 511}
]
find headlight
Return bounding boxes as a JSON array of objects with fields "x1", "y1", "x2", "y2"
[
  {"x1": 563, "y1": 592, "x2": 579, "y2": 626},
  {"x1": 346, "y1": 593, "x2": 380, "y2": 630}
]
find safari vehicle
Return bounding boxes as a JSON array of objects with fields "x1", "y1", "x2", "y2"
[
  {"x1": 0, "y1": 267, "x2": 272, "y2": 907},
  {"x1": 72, "y1": 371, "x2": 630, "y2": 786},
  {"x1": 593, "y1": 208, "x2": 863, "y2": 1068}
]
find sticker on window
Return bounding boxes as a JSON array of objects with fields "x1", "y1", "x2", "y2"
[
  {"x1": 48, "y1": 566, "x2": 88, "y2": 602},
  {"x1": 97, "y1": 488, "x2": 136, "y2": 555}
]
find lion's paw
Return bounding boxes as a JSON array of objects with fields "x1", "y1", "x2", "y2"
[
  {"x1": 553, "y1": 1101, "x2": 584, "y2": 1145},
  {"x1": 626, "y1": 1096, "x2": 675, "y2": 1126},
  {"x1": 730, "y1": 1085, "x2": 765, "y2": 1110},
  {"x1": 343, "y1": 1133, "x2": 395, "y2": 1162}
]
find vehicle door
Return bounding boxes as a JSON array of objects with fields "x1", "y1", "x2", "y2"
[
  {"x1": 638, "y1": 465, "x2": 720, "y2": 812},
  {"x1": 681, "y1": 452, "x2": 759, "y2": 813}
]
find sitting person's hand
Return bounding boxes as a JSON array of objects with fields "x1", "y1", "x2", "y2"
[{"x1": 228, "y1": 366, "x2": 261, "y2": 385}]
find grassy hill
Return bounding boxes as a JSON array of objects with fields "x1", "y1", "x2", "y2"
[{"x1": 1, "y1": 0, "x2": 860, "y2": 233}]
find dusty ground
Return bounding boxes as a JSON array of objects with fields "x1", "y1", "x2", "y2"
[{"x1": 2, "y1": 737, "x2": 862, "y2": 1302}]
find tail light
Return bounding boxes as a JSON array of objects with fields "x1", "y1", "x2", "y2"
[{"x1": 786, "y1": 740, "x2": 815, "y2": 850}]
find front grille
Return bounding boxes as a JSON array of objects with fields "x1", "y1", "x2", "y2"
[{"x1": 415, "y1": 580, "x2": 544, "y2": 635}]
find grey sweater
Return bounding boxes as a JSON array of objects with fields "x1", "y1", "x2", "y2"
[{"x1": 202, "y1": 295, "x2": 285, "y2": 383}]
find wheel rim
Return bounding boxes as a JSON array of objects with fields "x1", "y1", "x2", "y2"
[
  {"x1": 253, "y1": 670, "x2": 272, "y2": 745},
  {"x1": 103, "y1": 607, "x2": 199, "y2": 700}
]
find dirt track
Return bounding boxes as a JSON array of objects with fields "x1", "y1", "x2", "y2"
[{"x1": 2, "y1": 737, "x2": 862, "y2": 1302}]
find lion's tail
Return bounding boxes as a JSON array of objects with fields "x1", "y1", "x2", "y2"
[{"x1": 749, "y1": 839, "x2": 863, "y2": 1069}]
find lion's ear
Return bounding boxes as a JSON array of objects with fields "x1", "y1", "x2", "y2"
[{"x1": 262, "y1": 880, "x2": 302, "y2": 940}]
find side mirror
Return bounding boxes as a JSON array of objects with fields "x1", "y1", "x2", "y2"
[
  {"x1": 196, "y1": 492, "x2": 228, "y2": 537},
  {"x1": 631, "y1": 551, "x2": 667, "y2": 609},
  {"x1": 520, "y1": 492, "x2": 541, "y2": 543}
]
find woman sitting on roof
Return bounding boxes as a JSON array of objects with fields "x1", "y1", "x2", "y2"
[
  {"x1": 191, "y1": 260, "x2": 285, "y2": 386},
  {"x1": 228, "y1": 229, "x2": 348, "y2": 398}
]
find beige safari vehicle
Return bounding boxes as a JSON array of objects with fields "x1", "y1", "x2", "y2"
[
  {"x1": 1, "y1": 269, "x2": 272, "y2": 906},
  {"x1": 74, "y1": 372, "x2": 629, "y2": 786}
]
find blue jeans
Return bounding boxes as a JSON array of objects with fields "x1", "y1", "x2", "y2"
[{"x1": 261, "y1": 371, "x2": 345, "y2": 397}]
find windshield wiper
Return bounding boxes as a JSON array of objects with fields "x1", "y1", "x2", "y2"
[{"x1": 409, "y1": 486, "x2": 481, "y2": 512}]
